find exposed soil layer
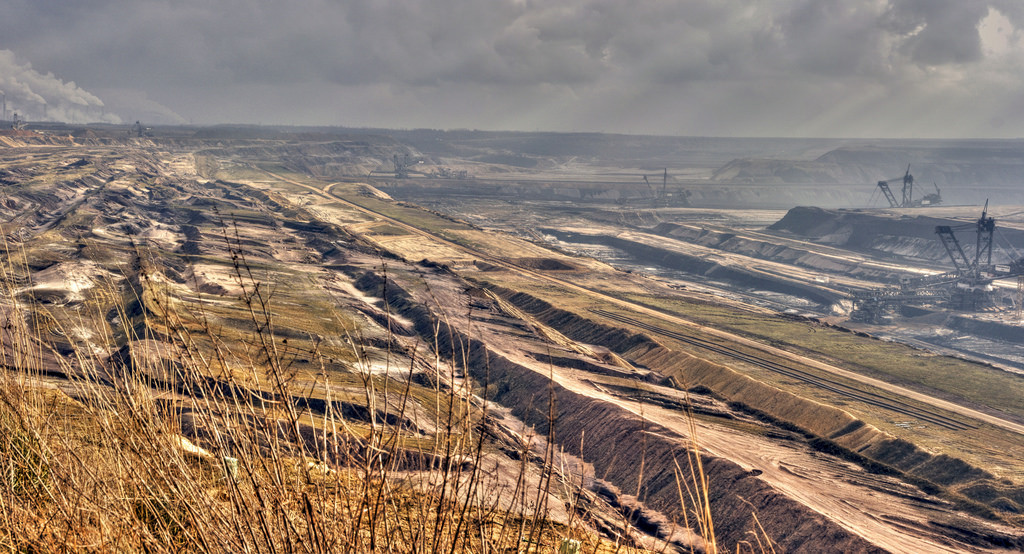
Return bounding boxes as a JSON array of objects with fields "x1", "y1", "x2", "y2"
[
  {"x1": 510, "y1": 257, "x2": 580, "y2": 270},
  {"x1": 354, "y1": 270, "x2": 890, "y2": 553},
  {"x1": 711, "y1": 143, "x2": 1024, "y2": 206},
  {"x1": 651, "y1": 222, "x2": 906, "y2": 283},
  {"x1": 9, "y1": 133, "x2": 1024, "y2": 551},
  {"x1": 543, "y1": 228, "x2": 845, "y2": 307},
  {"x1": 769, "y1": 207, "x2": 1024, "y2": 266},
  {"x1": 948, "y1": 316, "x2": 1024, "y2": 345},
  {"x1": 199, "y1": 139, "x2": 404, "y2": 178},
  {"x1": 485, "y1": 286, "x2": 1024, "y2": 522}
]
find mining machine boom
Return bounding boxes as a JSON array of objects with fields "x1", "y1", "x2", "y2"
[
  {"x1": 852, "y1": 202, "x2": 1024, "y2": 320},
  {"x1": 876, "y1": 165, "x2": 913, "y2": 208},
  {"x1": 874, "y1": 165, "x2": 940, "y2": 208},
  {"x1": 877, "y1": 180, "x2": 899, "y2": 208}
]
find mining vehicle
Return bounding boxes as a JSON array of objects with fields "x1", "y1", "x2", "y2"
[{"x1": 852, "y1": 202, "x2": 1024, "y2": 322}]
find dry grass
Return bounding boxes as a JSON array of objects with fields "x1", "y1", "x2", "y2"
[{"x1": 0, "y1": 233, "x2": 720, "y2": 553}]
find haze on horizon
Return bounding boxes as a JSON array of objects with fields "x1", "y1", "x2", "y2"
[{"x1": 4, "y1": 0, "x2": 1024, "y2": 139}]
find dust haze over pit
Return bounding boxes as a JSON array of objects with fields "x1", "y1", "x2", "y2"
[{"x1": 4, "y1": 1, "x2": 1024, "y2": 137}]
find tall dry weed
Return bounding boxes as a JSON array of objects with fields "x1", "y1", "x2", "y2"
[{"x1": 0, "y1": 229, "x2": 745, "y2": 552}]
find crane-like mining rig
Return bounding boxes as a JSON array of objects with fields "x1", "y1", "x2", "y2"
[
  {"x1": 873, "y1": 165, "x2": 942, "y2": 208},
  {"x1": 852, "y1": 202, "x2": 1024, "y2": 323},
  {"x1": 640, "y1": 168, "x2": 690, "y2": 207}
]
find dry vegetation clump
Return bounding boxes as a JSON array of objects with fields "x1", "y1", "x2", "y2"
[{"x1": 0, "y1": 243, "x2": 675, "y2": 553}]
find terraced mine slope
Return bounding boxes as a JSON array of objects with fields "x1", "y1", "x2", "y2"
[{"x1": 2, "y1": 128, "x2": 1023, "y2": 552}]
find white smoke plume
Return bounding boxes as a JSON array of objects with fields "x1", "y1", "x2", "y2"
[{"x1": 0, "y1": 50, "x2": 121, "y2": 124}]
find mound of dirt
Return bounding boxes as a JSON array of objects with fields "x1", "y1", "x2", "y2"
[
  {"x1": 512, "y1": 257, "x2": 579, "y2": 270},
  {"x1": 948, "y1": 315, "x2": 1024, "y2": 345},
  {"x1": 769, "y1": 206, "x2": 1024, "y2": 265},
  {"x1": 473, "y1": 260, "x2": 505, "y2": 272}
]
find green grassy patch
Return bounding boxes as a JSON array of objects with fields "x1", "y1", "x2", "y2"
[
  {"x1": 619, "y1": 292, "x2": 1024, "y2": 420},
  {"x1": 333, "y1": 191, "x2": 472, "y2": 233}
]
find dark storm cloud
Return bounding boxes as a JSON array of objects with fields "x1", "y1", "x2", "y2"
[
  {"x1": 2, "y1": 0, "x2": 1023, "y2": 136},
  {"x1": 7, "y1": 0, "x2": 607, "y2": 87},
  {"x1": 882, "y1": 0, "x2": 990, "y2": 65},
  {"x1": 774, "y1": 2, "x2": 893, "y2": 76}
]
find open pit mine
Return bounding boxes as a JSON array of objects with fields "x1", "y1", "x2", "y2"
[{"x1": 2, "y1": 122, "x2": 1024, "y2": 552}]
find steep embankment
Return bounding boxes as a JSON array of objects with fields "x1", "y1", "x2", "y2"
[
  {"x1": 769, "y1": 206, "x2": 1024, "y2": 266},
  {"x1": 948, "y1": 315, "x2": 1024, "y2": 345},
  {"x1": 543, "y1": 228, "x2": 846, "y2": 307},
  {"x1": 650, "y1": 222, "x2": 906, "y2": 283},
  {"x1": 354, "y1": 268, "x2": 1024, "y2": 551},
  {"x1": 198, "y1": 138, "x2": 409, "y2": 178},
  {"x1": 709, "y1": 142, "x2": 1024, "y2": 207},
  {"x1": 488, "y1": 287, "x2": 1024, "y2": 525},
  {"x1": 352, "y1": 269, "x2": 889, "y2": 552}
]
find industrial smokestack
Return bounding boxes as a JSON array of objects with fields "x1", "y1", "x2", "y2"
[{"x1": 1, "y1": 90, "x2": 5, "y2": 123}]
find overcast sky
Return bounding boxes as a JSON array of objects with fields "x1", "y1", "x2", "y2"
[{"x1": 3, "y1": 0, "x2": 1024, "y2": 138}]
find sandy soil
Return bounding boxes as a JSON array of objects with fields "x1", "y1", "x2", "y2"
[
  {"x1": 6, "y1": 138, "x2": 1023, "y2": 552},
  {"x1": 410, "y1": 263, "x2": 1020, "y2": 553}
]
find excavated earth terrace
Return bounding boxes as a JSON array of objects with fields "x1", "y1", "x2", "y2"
[{"x1": 1, "y1": 131, "x2": 1024, "y2": 552}]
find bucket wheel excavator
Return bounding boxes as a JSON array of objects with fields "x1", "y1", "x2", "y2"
[{"x1": 852, "y1": 201, "x2": 1024, "y2": 322}]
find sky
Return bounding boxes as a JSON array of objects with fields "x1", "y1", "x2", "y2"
[{"x1": 3, "y1": 0, "x2": 1024, "y2": 138}]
